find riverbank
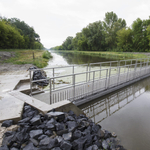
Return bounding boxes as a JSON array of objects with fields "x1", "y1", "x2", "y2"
[
  {"x1": 0, "y1": 49, "x2": 53, "y2": 68},
  {"x1": 52, "y1": 50, "x2": 150, "y2": 60}
]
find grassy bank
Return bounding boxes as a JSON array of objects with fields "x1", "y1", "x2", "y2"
[
  {"x1": 52, "y1": 50, "x2": 149, "y2": 60},
  {"x1": 0, "y1": 49, "x2": 53, "y2": 68}
]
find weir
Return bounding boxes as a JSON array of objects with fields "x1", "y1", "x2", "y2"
[{"x1": 29, "y1": 58, "x2": 150, "y2": 106}]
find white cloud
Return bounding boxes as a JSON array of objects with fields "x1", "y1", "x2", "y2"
[{"x1": 0, "y1": 0, "x2": 150, "y2": 48}]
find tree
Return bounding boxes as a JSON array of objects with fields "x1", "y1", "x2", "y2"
[
  {"x1": 117, "y1": 28, "x2": 133, "y2": 51},
  {"x1": 132, "y1": 18, "x2": 150, "y2": 51},
  {"x1": 147, "y1": 25, "x2": 150, "y2": 47},
  {"x1": 0, "y1": 20, "x2": 24, "y2": 49},
  {"x1": 103, "y1": 11, "x2": 126, "y2": 49},
  {"x1": 62, "y1": 36, "x2": 73, "y2": 50}
]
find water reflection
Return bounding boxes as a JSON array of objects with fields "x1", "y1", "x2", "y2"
[
  {"x1": 54, "y1": 52, "x2": 118, "y2": 65},
  {"x1": 79, "y1": 77, "x2": 150, "y2": 124},
  {"x1": 50, "y1": 51, "x2": 140, "y2": 67}
]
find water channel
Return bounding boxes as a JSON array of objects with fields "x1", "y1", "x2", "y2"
[{"x1": 42, "y1": 51, "x2": 150, "y2": 149}]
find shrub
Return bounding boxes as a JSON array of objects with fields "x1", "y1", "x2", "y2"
[{"x1": 42, "y1": 50, "x2": 52, "y2": 59}]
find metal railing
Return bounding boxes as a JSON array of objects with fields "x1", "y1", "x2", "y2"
[{"x1": 29, "y1": 58, "x2": 150, "y2": 104}]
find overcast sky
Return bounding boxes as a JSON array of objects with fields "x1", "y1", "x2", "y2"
[{"x1": 0, "y1": 0, "x2": 150, "y2": 48}]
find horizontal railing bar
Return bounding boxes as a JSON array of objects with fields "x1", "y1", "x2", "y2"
[
  {"x1": 49, "y1": 69, "x2": 109, "y2": 79},
  {"x1": 31, "y1": 64, "x2": 89, "y2": 72},
  {"x1": 90, "y1": 61, "x2": 118, "y2": 65}
]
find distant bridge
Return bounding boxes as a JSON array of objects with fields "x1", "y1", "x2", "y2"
[{"x1": 29, "y1": 58, "x2": 150, "y2": 106}]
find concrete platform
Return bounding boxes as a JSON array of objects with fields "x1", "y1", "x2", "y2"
[
  {"x1": 9, "y1": 91, "x2": 84, "y2": 115},
  {"x1": 0, "y1": 93, "x2": 24, "y2": 123}
]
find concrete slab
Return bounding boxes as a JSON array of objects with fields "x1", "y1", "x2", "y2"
[
  {"x1": 9, "y1": 91, "x2": 72, "y2": 114},
  {"x1": 0, "y1": 93, "x2": 24, "y2": 123}
]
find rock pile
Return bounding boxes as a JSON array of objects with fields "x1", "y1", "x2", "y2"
[
  {"x1": 28, "y1": 66, "x2": 49, "y2": 87},
  {"x1": 0, "y1": 104, "x2": 125, "y2": 150}
]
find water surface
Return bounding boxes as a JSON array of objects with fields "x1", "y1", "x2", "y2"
[
  {"x1": 79, "y1": 77, "x2": 150, "y2": 150},
  {"x1": 45, "y1": 51, "x2": 150, "y2": 149}
]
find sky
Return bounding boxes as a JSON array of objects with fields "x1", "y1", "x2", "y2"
[{"x1": 0, "y1": 0, "x2": 150, "y2": 48}]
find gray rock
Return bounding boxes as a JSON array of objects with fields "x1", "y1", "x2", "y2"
[
  {"x1": 0, "y1": 145, "x2": 9, "y2": 150},
  {"x1": 29, "y1": 129, "x2": 43, "y2": 139},
  {"x1": 39, "y1": 136, "x2": 51, "y2": 146},
  {"x1": 60, "y1": 140, "x2": 72, "y2": 150},
  {"x1": 56, "y1": 129, "x2": 68, "y2": 136},
  {"x1": 47, "y1": 138, "x2": 58, "y2": 149},
  {"x1": 86, "y1": 145, "x2": 99, "y2": 150},
  {"x1": 72, "y1": 137, "x2": 87, "y2": 150},
  {"x1": 46, "y1": 123, "x2": 55, "y2": 130},
  {"x1": 56, "y1": 136, "x2": 63, "y2": 143},
  {"x1": 97, "y1": 129, "x2": 105, "y2": 138},
  {"x1": 10, "y1": 148, "x2": 19, "y2": 150},
  {"x1": 66, "y1": 121, "x2": 78, "y2": 132},
  {"x1": 45, "y1": 130, "x2": 53, "y2": 136},
  {"x1": 102, "y1": 140, "x2": 109, "y2": 149},
  {"x1": 51, "y1": 147, "x2": 61, "y2": 150},
  {"x1": 23, "y1": 142, "x2": 38, "y2": 150},
  {"x1": 62, "y1": 132, "x2": 72, "y2": 141},
  {"x1": 66, "y1": 116, "x2": 75, "y2": 121},
  {"x1": 1, "y1": 120, "x2": 13, "y2": 128},
  {"x1": 47, "y1": 112, "x2": 65, "y2": 122},
  {"x1": 18, "y1": 117, "x2": 31, "y2": 124},
  {"x1": 55, "y1": 123, "x2": 65, "y2": 131},
  {"x1": 73, "y1": 130, "x2": 82, "y2": 140},
  {"x1": 38, "y1": 135, "x2": 48, "y2": 140},
  {"x1": 30, "y1": 115, "x2": 41, "y2": 126},
  {"x1": 30, "y1": 138, "x2": 39, "y2": 146}
]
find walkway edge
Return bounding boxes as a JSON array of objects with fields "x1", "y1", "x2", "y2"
[
  {"x1": 74, "y1": 73, "x2": 150, "y2": 106},
  {"x1": 9, "y1": 91, "x2": 84, "y2": 115}
]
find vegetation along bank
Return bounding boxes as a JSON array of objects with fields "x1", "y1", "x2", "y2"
[
  {"x1": 51, "y1": 11, "x2": 150, "y2": 53},
  {"x1": 0, "y1": 49, "x2": 53, "y2": 68}
]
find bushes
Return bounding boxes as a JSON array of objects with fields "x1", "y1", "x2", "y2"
[{"x1": 42, "y1": 50, "x2": 52, "y2": 59}]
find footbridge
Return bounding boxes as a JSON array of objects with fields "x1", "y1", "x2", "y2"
[{"x1": 29, "y1": 58, "x2": 150, "y2": 106}]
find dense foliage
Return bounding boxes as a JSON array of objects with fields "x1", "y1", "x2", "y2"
[
  {"x1": 0, "y1": 17, "x2": 43, "y2": 49},
  {"x1": 51, "y1": 11, "x2": 150, "y2": 52}
]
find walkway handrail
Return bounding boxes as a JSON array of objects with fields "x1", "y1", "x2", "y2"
[{"x1": 29, "y1": 58, "x2": 150, "y2": 105}]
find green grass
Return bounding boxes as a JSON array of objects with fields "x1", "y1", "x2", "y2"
[{"x1": 0, "y1": 49, "x2": 53, "y2": 68}]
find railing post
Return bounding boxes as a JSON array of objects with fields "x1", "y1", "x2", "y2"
[
  {"x1": 99, "y1": 63, "x2": 102, "y2": 79},
  {"x1": 134, "y1": 60, "x2": 137, "y2": 79},
  {"x1": 73, "y1": 74, "x2": 75, "y2": 101},
  {"x1": 30, "y1": 70, "x2": 32, "y2": 96},
  {"x1": 140, "y1": 60, "x2": 142, "y2": 76},
  {"x1": 105, "y1": 69, "x2": 108, "y2": 89},
  {"x1": 86, "y1": 65, "x2": 88, "y2": 82},
  {"x1": 117, "y1": 67, "x2": 121, "y2": 85},
  {"x1": 53, "y1": 68, "x2": 55, "y2": 90},
  {"x1": 89, "y1": 65, "x2": 91, "y2": 81},
  {"x1": 92, "y1": 71, "x2": 95, "y2": 94},
  {"x1": 126, "y1": 65, "x2": 129, "y2": 82},
  {"x1": 72, "y1": 65, "x2": 74, "y2": 74},
  {"x1": 50, "y1": 78, "x2": 52, "y2": 104},
  {"x1": 108, "y1": 67, "x2": 111, "y2": 88},
  {"x1": 125, "y1": 60, "x2": 126, "y2": 67}
]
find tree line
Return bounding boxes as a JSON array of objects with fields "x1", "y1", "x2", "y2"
[
  {"x1": 51, "y1": 12, "x2": 150, "y2": 52},
  {"x1": 0, "y1": 17, "x2": 43, "y2": 49}
]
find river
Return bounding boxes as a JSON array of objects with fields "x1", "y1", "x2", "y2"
[{"x1": 46, "y1": 51, "x2": 150, "y2": 150}]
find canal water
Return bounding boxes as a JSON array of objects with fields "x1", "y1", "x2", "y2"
[{"x1": 46, "y1": 51, "x2": 150, "y2": 149}]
